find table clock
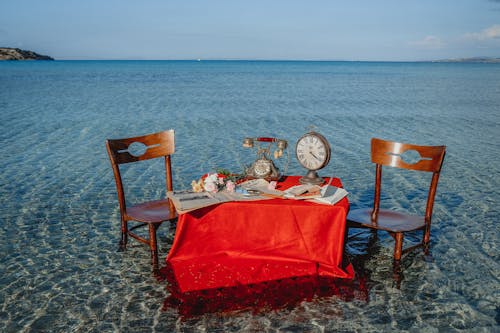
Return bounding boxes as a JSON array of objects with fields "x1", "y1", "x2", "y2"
[
  {"x1": 295, "y1": 131, "x2": 331, "y2": 185},
  {"x1": 243, "y1": 137, "x2": 288, "y2": 180}
]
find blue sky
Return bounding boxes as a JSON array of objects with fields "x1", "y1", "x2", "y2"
[{"x1": 1, "y1": 0, "x2": 499, "y2": 61}]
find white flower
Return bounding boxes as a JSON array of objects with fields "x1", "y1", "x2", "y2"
[
  {"x1": 203, "y1": 173, "x2": 220, "y2": 193},
  {"x1": 204, "y1": 181, "x2": 218, "y2": 193}
]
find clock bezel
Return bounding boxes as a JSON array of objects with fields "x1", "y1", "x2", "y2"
[{"x1": 295, "y1": 131, "x2": 331, "y2": 171}]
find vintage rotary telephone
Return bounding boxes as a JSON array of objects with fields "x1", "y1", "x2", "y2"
[{"x1": 242, "y1": 137, "x2": 288, "y2": 180}]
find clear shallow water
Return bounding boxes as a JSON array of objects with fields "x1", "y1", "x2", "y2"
[{"x1": 0, "y1": 60, "x2": 498, "y2": 332}]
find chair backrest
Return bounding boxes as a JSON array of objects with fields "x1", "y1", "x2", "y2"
[
  {"x1": 370, "y1": 138, "x2": 446, "y2": 222},
  {"x1": 106, "y1": 130, "x2": 175, "y2": 213}
]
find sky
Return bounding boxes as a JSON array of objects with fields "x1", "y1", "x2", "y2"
[{"x1": 1, "y1": 0, "x2": 499, "y2": 61}]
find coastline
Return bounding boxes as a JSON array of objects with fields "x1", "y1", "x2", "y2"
[{"x1": 0, "y1": 47, "x2": 53, "y2": 60}]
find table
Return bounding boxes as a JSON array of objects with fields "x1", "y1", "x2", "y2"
[{"x1": 165, "y1": 176, "x2": 354, "y2": 292}]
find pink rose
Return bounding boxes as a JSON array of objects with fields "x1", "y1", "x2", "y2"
[{"x1": 225, "y1": 180, "x2": 235, "y2": 192}]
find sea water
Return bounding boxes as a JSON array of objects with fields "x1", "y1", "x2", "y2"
[{"x1": 0, "y1": 60, "x2": 498, "y2": 332}]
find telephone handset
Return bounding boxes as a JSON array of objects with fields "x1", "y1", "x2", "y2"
[{"x1": 242, "y1": 137, "x2": 288, "y2": 181}]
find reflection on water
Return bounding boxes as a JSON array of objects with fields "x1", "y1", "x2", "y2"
[
  {"x1": 0, "y1": 61, "x2": 498, "y2": 332},
  {"x1": 161, "y1": 269, "x2": 369, "y2": 318}
]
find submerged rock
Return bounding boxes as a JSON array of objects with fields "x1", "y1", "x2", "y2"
[{"x1": 0, "y1": 47, "x2": 54, "y2": 60}]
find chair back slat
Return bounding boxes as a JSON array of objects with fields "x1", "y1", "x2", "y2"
[
  {"x1": 371, "y1": 138, "x2": 445, "y2": 172},
  {"x1": 106, "y1": 130, "x2": 175, "y2": 164}
]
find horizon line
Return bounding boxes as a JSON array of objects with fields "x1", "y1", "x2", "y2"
[{"x1": 39, "y1": 56, "x2": 500, "y2": 63}]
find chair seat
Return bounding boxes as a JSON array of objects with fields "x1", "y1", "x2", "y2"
[
  {"x1": 126, "y1": 199, "x2": 177, "y2": 223},
  {"x1": 347, "y1": 208, "x2": 426, "y2": 233}
]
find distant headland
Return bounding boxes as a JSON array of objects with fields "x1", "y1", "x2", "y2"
[
  {"x1": 431, "y1": 57, "x2": 500, "y2": 63},
  {"x1": 0, "y1": 47, "x2": 53, "y2": 60}
]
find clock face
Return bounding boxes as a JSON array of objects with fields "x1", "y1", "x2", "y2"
[{"x1": 296, "y1": 133, "x2": 331, "y2": 171}]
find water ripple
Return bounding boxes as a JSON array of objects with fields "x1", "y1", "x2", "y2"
[{"x1": 0, "y1": 61, "x2": 498, "y2": 332}]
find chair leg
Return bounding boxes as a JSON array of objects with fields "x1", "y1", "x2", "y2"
[
  {"x1": 393, "y1": 232, "x2": 404, "y2": 261},
  {"x1": 392, "y1": 259, "x2": 402, "y2": 289},
  {"x1": 423, "y1": 225, "x2": 431, "y2": 255},
  {"x1": 423, "y1": 241, "x2": 430, "y2": 256},
  {"x1": 392, "y1": 232, "x2": 404, "y2": 288},
  {"x1": 119, "y1": 218, "x2": 128, "y2": 251},
  {"x1": 148, "y1": 223, "x2": 160, "y2": 275},
  {"x1": 423, "y1": 230, "x2": 433, "y2": 262}
]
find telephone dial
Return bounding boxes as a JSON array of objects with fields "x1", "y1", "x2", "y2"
[{"x1": 242, "y1": 137, "x2": 288, "y2": 181}]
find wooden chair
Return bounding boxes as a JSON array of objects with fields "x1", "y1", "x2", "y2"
[
  {"x1": 106, "y1": 130, "x2": 177, "y2": 275},
  {"x1": 346, "y1": 138, "x2": 446, "y2": 279}
]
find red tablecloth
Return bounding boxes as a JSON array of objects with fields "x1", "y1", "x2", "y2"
[{"x1": 165, "y1": 176, "x2": 354, "y2": 292}]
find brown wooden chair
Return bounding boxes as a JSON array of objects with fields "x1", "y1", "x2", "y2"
[
  {"x1": 346, "y1": 138, "x2": 446, "y2": 279},
  {"x1": 106, "y1": 130, "x2": 177, "y2": 275}
]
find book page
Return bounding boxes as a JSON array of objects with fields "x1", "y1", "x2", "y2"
[
  {"x1": 283, "y1": 184, "x2": 322, "y2": 199},
  {"x1": 238, "y1": 179, "x2": 284, "y2": 197},
  {"x1": 167, "y1": 191, "x2": 226, "y2": 213}
]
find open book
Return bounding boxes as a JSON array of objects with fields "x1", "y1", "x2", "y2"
[
  {"x1": 283, "y1": 183, "x2": 348, "y2": 205},
  {"x1": 313, "y1": 185, "x2": 349, "y2": 205},
  {"x1": 167, "y1": 191, "x2": 231, "y2": 213}
]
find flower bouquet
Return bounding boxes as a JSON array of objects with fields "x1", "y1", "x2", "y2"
[{"x1": 191, "y1": 169, "x2": 243, "y2": 194}]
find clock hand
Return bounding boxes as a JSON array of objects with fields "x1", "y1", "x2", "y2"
[{"x1": 309, "y1": 151, "x2": 320, "y2": 161}]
